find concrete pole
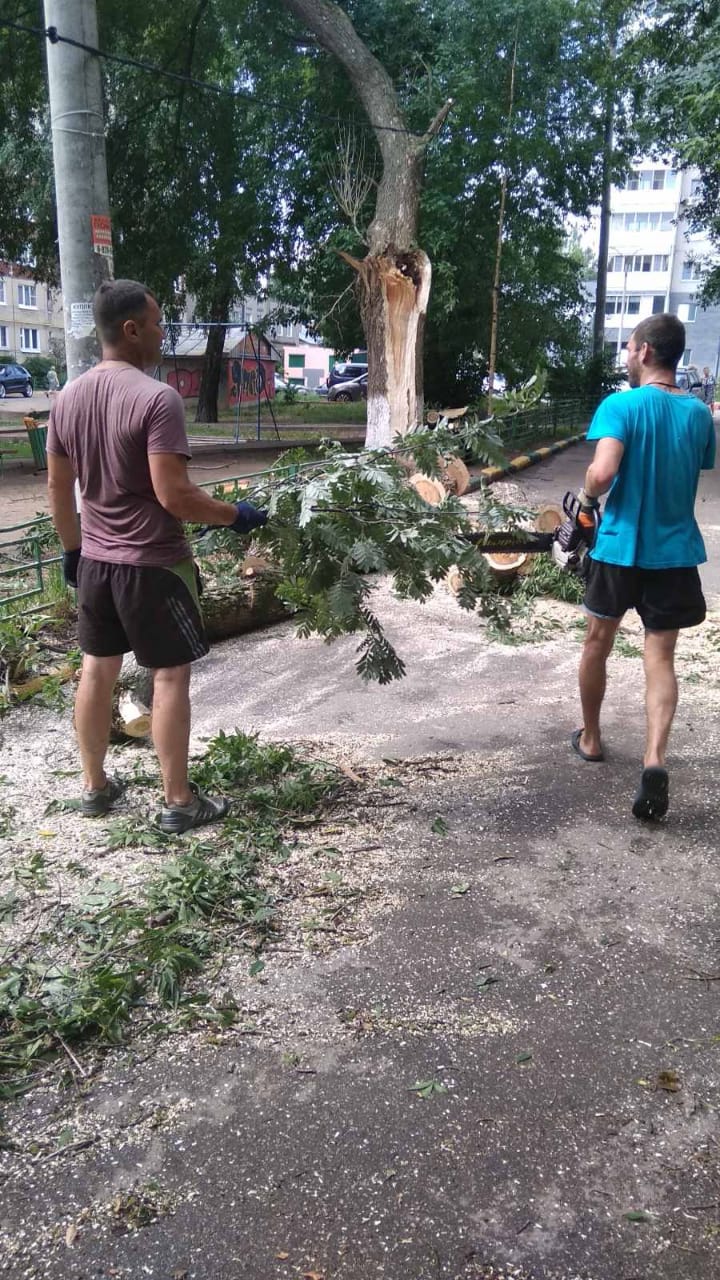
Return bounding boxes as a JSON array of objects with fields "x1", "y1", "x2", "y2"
[{"x1": 43, "y1": 0, "x2": 113, "y2": 384}]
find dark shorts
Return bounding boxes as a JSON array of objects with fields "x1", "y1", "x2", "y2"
[
  {"x1": 77, "y1": 557, "x2": 209, "y2": 667},
  {"x1": 584, "y1": 559, "x2": 706, "y2": 631}
]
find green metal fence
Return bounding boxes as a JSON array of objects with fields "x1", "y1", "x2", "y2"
[{"x1": 0, "y1": 400, "x2": 594, "y2": 614}]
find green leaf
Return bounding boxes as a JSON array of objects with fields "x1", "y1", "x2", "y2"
[
  {"x1": 408, "y1": 1078, "x2": 448, "y2": 1098},
  {"x1": 624, "y1": 1210, "x2": 650, "y2": 1223},
  {"x1": 249, "y1": 959, "x2": 265, "y2": 978},
  {"x1": 450, "y1": 882, "x2": 471, "y2": 896},
  {"x1": 515, "y1": 1052, "x2": 533, "y2": 1065},
  {"x1": 431, "y1": 815, "x2": 448, "y2": 836}
]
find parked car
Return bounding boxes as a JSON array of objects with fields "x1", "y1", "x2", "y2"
[
  {"x1": 676, "y1": 365, "x2": 703, "y2": 397},
  {"x1": 327, "y1": 373, "x2": 368, "y2": 402},
  {"x1": 326, "y1": 361, "x2": 368, "y2": 389},
  {"x1": 273, "y1": 376, "x2": 316, "y2": 397},
  {"x1": 0, "y1": 363, "x2": 33, "y2": 398}
]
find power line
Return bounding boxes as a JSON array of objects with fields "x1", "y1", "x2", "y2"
[{"x1": 0, "y1": 17, "x2": 413, "y2": 136}]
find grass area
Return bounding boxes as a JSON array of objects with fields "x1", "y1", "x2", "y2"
[{"x1": 188, "y1": 397, "x2": 367, "y2": 434}]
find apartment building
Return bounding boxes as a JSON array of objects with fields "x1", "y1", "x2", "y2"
[
  {"x1": 0, "y1": 264, "x2": 65, "y2": 362},
  {"x1": 604, "y1": 163, "x2": 720, "y2": 373}
]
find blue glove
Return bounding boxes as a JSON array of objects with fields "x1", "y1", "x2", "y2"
[
  {"x1": 63, "y1": 547, "x2": 81, "y2": 588},
  {"x1": 230, "y1": 501, "x2": 268, "y2": 534}
]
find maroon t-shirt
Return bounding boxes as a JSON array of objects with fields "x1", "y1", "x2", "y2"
[{"x1": 47, "y1": 362, "x2": 192, "y2": 566}]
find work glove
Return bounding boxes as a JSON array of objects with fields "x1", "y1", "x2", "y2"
[
  {"x1": 230, "y1": 501, "x2": 268, "y2": 535},
  {"x1": 576, "y1": 488, "x2": 600, "y2": 545},
  {"x1": 62, "y1": 547, "x2": 81, "y2": 589}
]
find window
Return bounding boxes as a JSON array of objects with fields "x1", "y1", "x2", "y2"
[
  {"x1": 652, "y1": 255, "x2": 669, "y2": 272},
  {"x1": 17, "y1": 284, "x2": 36, "y2": 308},
  {"x1": 0, "y1": 279, "x2": 5, "y2": 304},
  {"x1": 678, "y1": 303, "x2": 698, "y2": 323},
  {"x1": 652, "y1": 169, "x2": 667, "y2": 190},
  {"x1": 680, "y1": 349, "x2": 693, "y2": 367},
  {"x1": 19, "y1": 327, "x2": 39, "y2": 351},
  {"x1": 0, "y1": 326, "x2": 7, "y2": 348},
  {"x1": 681, "y1": 261, "x2": 701, "y2": 281},
  {"x1": 690, "y1": 177, "x2": 703, "y2": 198},
  {"x1": 288, "y1": 353, "x2": 305, "y2": 369},
  {"x1": 605, "y1": 296, "x2": 622, "y2": 315},
  {"x1": 652, "y1": 295, "x2": 665, "y2": 314},
  {"x1": 625, "y1": 173, "x2": 639, "y2": 191},
  {"x1": 626, "y1": 296, "x2": 641, "y2": 315},
  {"x1": 608, "y1": 255, "x2": 623, "y2": 272},
  {"x1": 666, "y1": 170, "x2": 677, "y2": 188}
]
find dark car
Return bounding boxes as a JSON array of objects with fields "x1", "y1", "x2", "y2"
[
  {"x1": 326, "y1": 360, "x2": 368, "y2": 389},
  {"x1": 327, "y1": 373, "x2": 368, "y2": 403},
  {"x1": 0, "y1": 363, "x2": 33, "y2": 398}
]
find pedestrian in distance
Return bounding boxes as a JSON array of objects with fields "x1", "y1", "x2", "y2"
[
  {"x1": 701, "y1": 365, "x2": 715, "y2": 408},
  {"x1": 570, "y1": 313, "x2": 715, "y2": 821},
  {"x1": 46, "y1": 366, "x2": 60, "y2": 399},
  {"x1": 47, "y1": 278, "x2": 268, "y2": 833}
]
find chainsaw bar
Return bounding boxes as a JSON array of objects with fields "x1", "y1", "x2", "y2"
[{"x1": 464, "y1": 530, "x2": 555, "y2": 553}]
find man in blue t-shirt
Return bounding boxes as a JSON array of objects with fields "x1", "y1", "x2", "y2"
[{"x1": 570, "y1": 313, "x2": 715, "y2": 821}]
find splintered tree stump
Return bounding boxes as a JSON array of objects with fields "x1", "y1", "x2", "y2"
[{"x1": 408, "y1": 473, "x2": 447, "y2": 505}]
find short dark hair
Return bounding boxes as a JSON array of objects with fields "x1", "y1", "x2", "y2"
[
  {"x1": 631, "y1": 313, "x2": 685, "y2": 369},
  {"x1": 92, "y1": 279, "x2": 155, "y2": 344}
]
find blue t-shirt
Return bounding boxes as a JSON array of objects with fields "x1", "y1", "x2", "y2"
[{"x1": 587, "y1": 386, "x2": 716, "y2": 568}]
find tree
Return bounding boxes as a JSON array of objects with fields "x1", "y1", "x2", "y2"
[
  {"x1": 640, "y1": 0, "x2": 720, "y2": 301},
  {"x1": 278, "y1": 0, "x2": 452, "y2": 447}
]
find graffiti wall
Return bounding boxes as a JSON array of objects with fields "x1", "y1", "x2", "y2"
[{"x1": 165, "y1": 357, "x2": 276, "y2": 402}]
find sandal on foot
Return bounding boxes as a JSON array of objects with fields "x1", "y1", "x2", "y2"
[
  {"x1": 571, "y1": 728, "x2": 604, "y2": 763},
  {"x1": 82, "y1": 775, "x2": 124, "y2": 818},
  {"x1": 159, "y1": 783, "x2": 230, "y2": 835},
  {"x1": 632, "y1": 767, "x2": 669, "y2": 821}
]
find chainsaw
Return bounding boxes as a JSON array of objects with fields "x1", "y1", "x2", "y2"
[{"x1": 465, "y1": 491, "x2": 600, "y2": 578}]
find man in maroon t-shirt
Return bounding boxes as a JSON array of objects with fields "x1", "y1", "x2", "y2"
[{"x1": 47, "y1": 279, "x2": 267, "y2": 832}]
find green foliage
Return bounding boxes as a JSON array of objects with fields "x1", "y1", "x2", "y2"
[
  {"x1": 0, "y1": 733, "x2": 342, "y2": 1093},
  {"x1": 198, "y1": 422, "x2": 518, "y2": 683},
  {"x1": 19, "y1": 355, "x2": 54, "y2": 382}
]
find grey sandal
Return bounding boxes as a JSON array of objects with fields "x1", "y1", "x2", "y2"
[{"x1": 159, "y1": 783, "x2": 230, "y2": 835}]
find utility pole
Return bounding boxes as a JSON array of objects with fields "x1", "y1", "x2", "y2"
[{"x1": 43, "y1": 0, "x2": 113, "y2": 384}]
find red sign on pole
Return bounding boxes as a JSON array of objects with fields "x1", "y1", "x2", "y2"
[{"x1": 90, "y1": 215, "x2": 113, "y2": 258}]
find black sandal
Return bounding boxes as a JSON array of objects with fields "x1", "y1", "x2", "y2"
[{"x1": 632, "y1": 767, "x2": 669, "y2": 821}]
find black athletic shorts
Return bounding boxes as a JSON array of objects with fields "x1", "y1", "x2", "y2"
[
  {"x1": 584, "y1": 559, "x2": 706, "y2": 632},
  {"x1": 76, "y1": 557, "x2": 209, "y2": 667}
]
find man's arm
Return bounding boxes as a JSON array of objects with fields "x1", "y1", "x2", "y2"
[
  {"x1": 582, "y1": 437, "x2": 625, "y2": 500},
  {"x1": 47, "y1": 452, "x2": 81, "y2": 549},
  {"x1": 148, "y1": 453, "x2": 242, "y2": 526}
]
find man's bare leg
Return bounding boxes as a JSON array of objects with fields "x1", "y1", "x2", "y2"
[
  {"x1": 642, "y1": 629, "x2": 679, "y2": 767},
  {"x1": 75, "y1": 653, "x2": 123, "y2": 791},
  {"x1": 577, "y1": 614, "x2": 621, "y2": 758},
  {"x1": 151, "y1": 664, "x2": 193, "y2": 806}
]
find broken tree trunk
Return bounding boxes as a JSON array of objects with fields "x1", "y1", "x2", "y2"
[{"x1": 280, "y1": 0, "x2": 451, "y2": 448}]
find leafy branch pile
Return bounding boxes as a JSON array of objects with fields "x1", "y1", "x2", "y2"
[
  {"x1": 200, "y1": 418, "x2": 530, "y2": 684},
  {"x1": 0, "y1": 732, "x2": 341, "y2": 1098}
]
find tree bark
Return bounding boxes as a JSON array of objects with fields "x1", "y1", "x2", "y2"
[
  {"x1": 280, "y1": 0, "x2": 450, "y2": 447},
  {"x1": 592, "y1": 19, "x2": 618, "y2": 359},
  {"x1": 195, "y1": 289, "x2": 233, "y2": 423}
]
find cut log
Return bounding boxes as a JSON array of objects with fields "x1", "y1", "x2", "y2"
[
  {"x1": 439, "y1": 405, "x2": 469, "y2": 420},
  {"x1": 535, "y1": 504, "x2": 563, "y2": 533},
  {"x1": 201, "y1": 574, "x2": 291, "y2": 644},
  {"x1": 439, "y1": 455, "x2": 470, "y2": 496},
  {"x1": 483, "y1": 550, "x2": 529, "y2": 580},
  {"x1": 408, "y1": 473, "x2": 446, "y2": 506},
  {"x1": 445, "y1": 565, "x2": 464, "y2": 597},
  {"x1": 426, "y1": 410, "x2": 439, "y2": 425},
  {"x1": 117, "y1": 693, "x2": 152, "y2": 739}
]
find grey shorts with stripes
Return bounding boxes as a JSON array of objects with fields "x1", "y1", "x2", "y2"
[{"x1": 76, "y1": 557, "x2": 208, "y2": 668}]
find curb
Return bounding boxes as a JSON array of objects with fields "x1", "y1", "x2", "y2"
[{"x1": 467, "y1": 431, "x2": 588, "y2": 491}]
